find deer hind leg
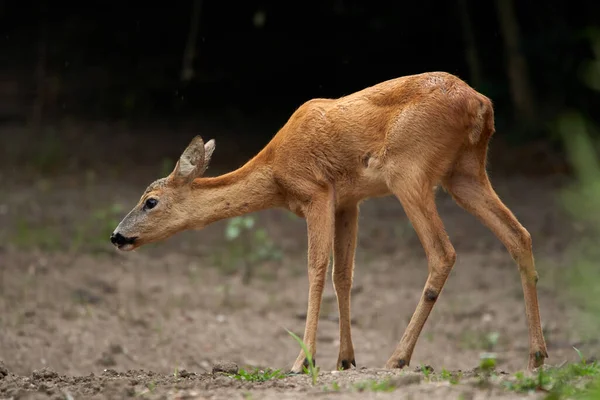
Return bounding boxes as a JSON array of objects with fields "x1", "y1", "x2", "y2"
[
  {"x1": 332, "y1": 204, "x2": 359, "y2": 370},
  {"x1": 442, "y1": 149, "x2": 548, "y2": 370},
  {"x1": 290, "y1": 186, "x2": 335, "y2": 374},
  {"x1": 384, "y1": 174, "x2": 457, "y2": 369}
]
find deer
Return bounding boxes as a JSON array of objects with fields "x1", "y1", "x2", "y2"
[{"x1": 111, "y1": 71, "x2": 548, "y2": 373}]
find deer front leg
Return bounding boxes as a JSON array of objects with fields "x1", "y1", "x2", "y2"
[
  {"x1": 333, "y1": 204, "x2": 359, "y2": 370},
  {"x1": 290, "y1": 188, "x2": 335, "y2": 374}
]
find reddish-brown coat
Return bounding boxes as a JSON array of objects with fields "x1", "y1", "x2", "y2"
[{"x1": 113, "y1": 71, "x2": 548, "y2": 373}]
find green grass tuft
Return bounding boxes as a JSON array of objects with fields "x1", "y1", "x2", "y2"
[
  {"x1": 286, "y1": 329, "x2": 319, "y2": 385},
  {"x1": 352, "y1": 379, "x2": 396, "y2": 393},
  {"x1": 228, "y1": 367, "x2": 286, "y2": 382},
  {"x1": 503, "y1": 349, "x2": 600, "y2": 399}
]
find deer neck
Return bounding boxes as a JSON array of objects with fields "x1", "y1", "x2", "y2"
[{"x1": 190, "y1": 159, "x2": 280, "y2": 227}]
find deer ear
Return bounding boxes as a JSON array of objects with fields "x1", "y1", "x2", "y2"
[
  {"x1": 170, "y1": 136, "x2": 214, "y2": 185},
  {"x1": 203, "y1": 139, "x2": 216, "y2": 170}
]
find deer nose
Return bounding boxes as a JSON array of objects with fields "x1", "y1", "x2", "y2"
[
  {"x1": 110, "y1": 232, "x2": 138, "y2": 247},
  {"x1": 110, "y1": 232, "x2": 127, "y2": 246}
]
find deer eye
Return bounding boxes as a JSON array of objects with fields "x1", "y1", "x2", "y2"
[{"x1": 144, "y1": 198, "x2": 158, "y2": 210}]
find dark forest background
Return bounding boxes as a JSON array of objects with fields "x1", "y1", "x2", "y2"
[
  {"x1": 1, "y1": 0, "x2": 599, "y2": 171},
  {"x1": 5, "y1": 3, "x2": 600, "y2": 395}
]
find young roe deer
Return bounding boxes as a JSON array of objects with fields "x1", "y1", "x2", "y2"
[{"x1": 111, "y1": 71, "x2": 548, "y2": 373}]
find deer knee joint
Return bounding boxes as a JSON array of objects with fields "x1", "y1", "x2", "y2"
[
  {"x1": 445, "y1": 248, "x2": 457, "y2": 266},
  {"x1": 429, "y1": 246, "x2": 456, "y2": 270},
  {"x1": 424, "y1": 288, "x2": 438, "y2": 302},
  {"x1": 436, "y1": 248, "x2": 456, "y2": 273},
  {"x1": 512, "y1": 228, "x2": 533, "y2": 261}
]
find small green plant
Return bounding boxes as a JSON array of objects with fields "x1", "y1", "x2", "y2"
[
  {"x1": 503, "y1": 349, "x2": 600, "y2": 399},
  {"x1": 146, "y1": 381, "x2": 156, "y2": 392},
  {"x1": 324, "y1": 381, "x2": 341, "y2": 391},
  {"x1": 504, "y1": 370, "x2": 547, "y2": 394},
  {"x1": 439, "y1": 367, "x2": 461, "y2": 385},
  {"x1": 216, "y1": 215, "x2": 282, "y2": 284},
  {"x1": 229, "y1": 367, "x2": 286, "y2": 382},
  {"x1": 440, "y1": 368, "x2": 451, "y2": 380},
  {"x1": 574, "y1": 347, "x2": 586, "y2": 364},
  {"x1": 286, "y1": 329, "x2": 319, "y2": 385},
  {"x1": 352, "y1": 379, "x2": 396, "y2": 392},
  {"x1": 478, "y1": 353, "x2": 497, "y2": 373},
  {"x1": 420, "y1": 364, "x2": 432, "y2": 380},
  {"x1": 475, "y1": 352, "x2": 498, "y2": 387}
]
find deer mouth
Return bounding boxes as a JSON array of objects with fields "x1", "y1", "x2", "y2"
[{"x1": 117, "y1": 242, "x2": 137, "y2": 251}]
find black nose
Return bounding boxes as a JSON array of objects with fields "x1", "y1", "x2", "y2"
[{"x1": 110, "y1": 232, "x2": 133, "y2": 246}]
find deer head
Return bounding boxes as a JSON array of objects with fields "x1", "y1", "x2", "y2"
[{"x1": 110, "y1": 135, "x2": 216, "y2": 251}]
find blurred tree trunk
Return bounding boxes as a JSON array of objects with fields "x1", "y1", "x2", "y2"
[
  {"x1": 30, "y1": 1, "x2": 48, "y2": 133},
  {"x1": 457, "y1": 0, "x2": 482, "y2": 88},
  {"x1": 495, "y1": 0, "x2": 537, "y2": 127},
  {"x1": 181, "y1": 0, "x2": 203, "y2": 83}
]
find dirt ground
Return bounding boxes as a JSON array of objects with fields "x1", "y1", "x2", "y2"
[{"x1": 0, "y1": 121, "x2": 597, "y2": 399}]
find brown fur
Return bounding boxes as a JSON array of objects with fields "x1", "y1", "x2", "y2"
[{"x1": 112, "y1": 71, "x2": 548, "y2": 372}]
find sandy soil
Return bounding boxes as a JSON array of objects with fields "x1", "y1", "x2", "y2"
[{"x1": 0, "y1": 122, "x2": 595, "y2": 399}]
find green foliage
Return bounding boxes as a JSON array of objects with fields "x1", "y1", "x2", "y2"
[
  {"x1": 324, "y1": 381, "x2": 341, "y2": 391},
  {"x1": 146, "y1": 381, "x2": 157, "y2": 392},
  {"x1": 504, "y1": 370, "x2": 543, "y2": 393},
  {"x1": 574, "y1": 347, "x2": 586, "y2": 364},
  {"x1": 478, "y1": 353, "x2": 497, "y2": 373},
  {"x1": 225, "y1": 215, "x2": 256, "y2": 241},
  {"x1": 214, "y1": 215, "x2": 283, "y2": 284},
  {"x1": 420, "y1": 364, "x2": 432, "y2": 380},
  {"x1": 473, "y1": 352, "x2": 498, "y2": 387},
  {"x1": 439, "y1": 368, "x2": 461, "y2": 385},
  {"x1": 229, "y1": 367, "x2": 286, "y2": 382},
  {"x1": 551, "y1": 34, "x2": 600, "y2": 340},
  {"x1": 352, "y1": 379, "x2": 396, "y2": 392},
  {"x1": 439, "y1": 368, "x2": 452, "y2": 381},
  {"x1": 286, "y1": 329, "x2": 319, "y2": 386},
  {"x1": 503, "y1": 349, "x2": 600, "y2": 399}
]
